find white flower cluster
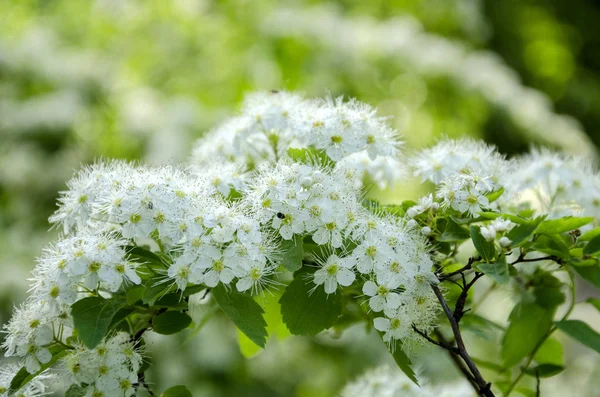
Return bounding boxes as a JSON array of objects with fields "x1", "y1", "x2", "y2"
[
  {"x1": 50, "y1": 161, "x2": 277, "y2": 293},
  {"x1": 340, "y1": 364, "x2": 474, "y2": 397},
  {"x1": 244, "y1": 160, "x2": 438, "y2": 343},
  {"x1": 191, "y1": 91, "x2": 404, "y2": 190},
  {"x1": 511, "y1": 149, "x2": 600, "y2": 219},
  {"x1": 64, "y1": 333, "x2": 142, "y2": 397}
]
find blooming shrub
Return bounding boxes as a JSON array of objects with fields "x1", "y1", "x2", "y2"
[{"x1": 2, "y1": 91, "x2": 600, "y2": 397}]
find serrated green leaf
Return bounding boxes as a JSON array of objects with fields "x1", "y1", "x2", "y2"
[
  {"x1": 535, "y1": 216, "x2": 594, "y2": 235},
  {"x1": 573, "y1": 265, "x2": 600, "y2": 288},
  {"x1": 470, "y1": 225, "x2": 496, "y2": 262},
  {"x1": 213, "y1": 284, "x2": 268, "y2": 347},
  {"x1": 556, "y1": 320, "x2": 600, "y2": 354},
  {"x1": 126, "y1": 285, "x2": 145, "y2": 305},
  {"x1": 478, "y1": 256, "x2": 509, "y2": 284},
  {"x1": 161, "y1": 385, "x2": 193, "y2": 397},
  {"x1": 237, "y1": 289, "x2": 290, "y2": 358},
  {"x1": 279, "y1": 269, "x2": 342, "y2": 336},
  {"x1": 71, "y1": 297, "x2": 125, "y2": 349},
  {"x1": 502, "y1": 302, "x2": 553, "y2": 367},
  {"x1": 534, "y1": 337, "x2": 563, "y2": 366},
  {"x1": 369, "y1": 312, "x2": 418, "y2": 385},
  {"x1": 279, "y1": 235, "x2": 304, "y2": 272},
  {"x1": 584, "y1": 234, "x2": 600, "y2": 256},
  {"x1": 152, "y1": 311, "x2": 192, "y2": 335},
  {"x1": 438, "y1": 218, "x2": 471, "y2": 242},
  {"x1": 532, "y1": 270, "x2": 566, "y2": 310},
  {"x1": 531, "y1": 234, "x2": 571, "y2": 258},
  {"x1": 506, "y1": 216, "x2": 546, "y2": 247}
]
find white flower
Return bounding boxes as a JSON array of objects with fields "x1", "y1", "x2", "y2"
[
  {"x1": 313, "y1": 254, "x2": 356, "y2": 294},
  {"x1": 362, "y1": 276, "x2": 402, "y2": 312}
]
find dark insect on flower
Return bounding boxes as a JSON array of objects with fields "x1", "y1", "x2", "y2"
[
  {"x1": 147, "y1": 202, "x2": 154, "y2": 210},
  {"x1": 276, "y1": 212, "x2": 285, "y2": 219},
  {"x1": 271, "y1": 89, "x2": 280, "y2": 94}
]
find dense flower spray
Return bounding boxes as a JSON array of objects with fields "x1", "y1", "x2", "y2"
[{"x1": 2, "y1": 91, "x2": 599, "y2": 396}]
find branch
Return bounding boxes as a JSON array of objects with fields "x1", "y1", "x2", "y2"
[
  {"x1": 454, "y1": 272, "x2": 484, "y2": 323},
  {"x1": 438, "y1": 256, "x2": 480, "y2": 281},
  {"x1": 431, "y1": 284, "x2": 495, "y2": 397},
  {"x1": 412, "y1": 324, "x2": 458, "y2": 353},
  {"x1": 510, "y1": 255, "x2": 562, "y2": 266}
]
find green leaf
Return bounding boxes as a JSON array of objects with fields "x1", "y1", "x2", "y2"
[
  {"x1": 524, "y1": 364, "x2": 565, "y2": 378},
  {"x1": 126, "y1": 245, "x2": 167, "y2": 266},
  {"x1": 287, "y1": 147, "x2": 334, "y2": 168},
  {"x1": 478, "y1": 256, "x2": 509, "y2": 284},
  {"x1": 573, "y1": 265, "x2": 600, "y2": 288},
  {"x1": 470, "y1": 225, "x2": 496, "y2": 262},
  {"x1": 515, "y1": 387, "x2": 536, "y2": 397},
  {"x1": 237, "y1": 289, "x2": 290, "y2": 358},
  {"x1": 531, "y1": 234, "x2": 571, "y2": 258},
  {"x1": 506, "y1": 216, "x2": 546, "y2": 247},
  {"x1": 531, "y1": 270, "x2": 566, "y2": 310},
  {"x1": 555, "y1": 320, "x2": 600, "y2": 353},
  {"x1": 279, "y1": 235, "x2": 304, "y2": 272},
  {"x1": 438, "y1": 218, "x2": 471, "y2": 242},
  {"x1": 212, "y1": 284, "x2": 268, "y2": 347},
  {"x1": 126, "y1": 285, "x2": 145, "y2": 305},
  {"x1": 502, "y1": 302, "x2": 553, "y2": 367},
  {"x1": 65, "y1": 384, "x2": 87, "y2": 397},
  {"x1": 587, "y1": 298, "x2": 600, "y2": 312},
  {"x1": 143, "y1": 277, "x2": 176, "y2": 306},
  {"x1": 369, "y1": 313, "x2": 418, "y2": 385},
  {"x1": 534, "y1": 337, "x2": 563, "y2": 366},
  {"x1": 535, "y1": 216, "x2": 594, "y2": 235},
  {"x1": 161, "y1": 385, "x2": 193, "y2": 397},
  {"x1": 10, "y1": 345, "x2": 69, "y2": 393},
  {"x1": 580, "y1": 228, "x2": 600, "y2": 242},
  {"x1": 486, "y1": 187, "x2": 505, "y2": 203},
  {"x1": 279, "y1": 269, "x2": 342, "y2": 336},
  {"x1": 584, "y1": 234, "x2": 600, "y2": 256},
  {"x1": 71, "y1": 297, "x2": 125, "y2": 349},
  {"x1": 152, "y1": 311, "x2": 192, "y2": 335}
]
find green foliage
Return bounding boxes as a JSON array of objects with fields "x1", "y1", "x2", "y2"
[
  {"x1": 506, "y1": 216, "x2": 546, "y2": 247},
  {"x1": 279, "y1": 269, "x2": 342, "y2": 336},
  {"x1": 212, "y1": 284, "x2": 268, "y2": 348},
  {"x1": 470, "y1": 225, "x2": 496, "y2": 262},
  {"x1": 555, "y1": 320, "x2": 600, "y2": 354},
  {"x1": 9, "y1": 345, "x2": 69, "y2": 393},
  {"x1": 153, "y1": 311, "x2": 193, "y2": 335},
  {"x1": 502, "y1": 302, "x2": 553, "y2": 367},
  {"x1": 438, "y1": 218, "x2": 471, "y2": 242},
  {"x1": 583, "y1": 234, "x2": 600, "y2": 255},
  {"x1": 71, "y1": 296, "x2": 125, "y2": 349},
  {"x1": 478, "y1": 256, "x2": 509, "y2": 284},
  {"x1": 161, "y1": 385, "x2": 194, "y2": 397},
  {"x1": 535, "y1": 216, "x2": 594, "y2": 235},
  {"x1": 279, "y1": 235, "x2": 305, "y2": 272}
]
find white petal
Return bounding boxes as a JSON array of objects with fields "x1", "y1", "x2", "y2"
[
  {"x1": 36, "y1": 347, "x2": 52, "y2": 364},
  {"x1": 362, "y1": 281, "x2": 378, "y2": 296},
  {"x1": 313, "y1": 269, "x2": 328, "y2": 285},
  {"x1": 386, "y1": 293, "x2": 402, "y2": 310},
  {"x1": 330, "y1": 230, "x2": 343, "y2": 248},
  {"x1": 236, "y1": 277, "x2": 253, "y2": 292},
  {"x1": 373, "y1": 317, "x2": 390, "y2": 332},
  {"x1": 336, "y1": 268, "x2": 355, "y2": 287},
  {"x1": 312, "y1": 228, "x2": 329, "y2": 245},
  {"x1": 324, "y1": 278, "x2": 337, "y2": 294},
  {"x1": 369, "y1": 296, "x2": 385, "y2": 312}
]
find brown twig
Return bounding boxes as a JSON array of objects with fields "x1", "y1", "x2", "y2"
[{"x1": 432, "y1": 284, "x2": 495, "y2": 397}]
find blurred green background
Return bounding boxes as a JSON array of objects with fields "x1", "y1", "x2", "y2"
[{"x1": 1, "y1": 0, "x2": 600, "y2": 396}]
